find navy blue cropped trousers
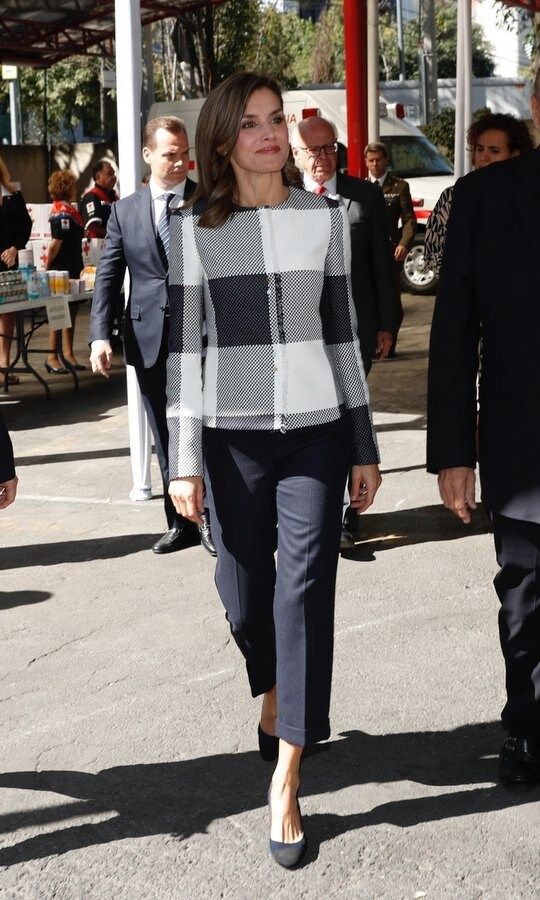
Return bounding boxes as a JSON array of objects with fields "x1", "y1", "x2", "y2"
[{"x1": 203, "y1": 417, "x2": 352, "y2": 747}]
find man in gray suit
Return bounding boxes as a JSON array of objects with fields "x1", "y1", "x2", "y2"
[{"x1": 89, "y1": 116, "x2": 215, "y2": 556}]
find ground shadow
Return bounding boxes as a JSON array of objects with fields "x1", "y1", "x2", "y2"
[
  {"x1": 342, "y1": 504, "x2": 492, "y2": 562},
  {"x1": 0, "y1": 722, "x2": 536, "y2": 867},
  {"x1": 0, "y1": 366, "x2": 127, "y2": 434},
  {"x1": 0, "y1": 534, "x2": 171, "y2": 570},
  {"x1": 14, "y1": 448, "x2": 131, "y2": 468},
  {"x1": 374, "y1": 416, "x2": 426, "y2": 433},
  {"x1": 0, "y1": 590, "x2": 52, "y2": 611}
]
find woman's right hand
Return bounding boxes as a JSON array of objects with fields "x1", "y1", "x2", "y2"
[{"x1": 169, "y1": 476, "x2": 204, "y2": 525}]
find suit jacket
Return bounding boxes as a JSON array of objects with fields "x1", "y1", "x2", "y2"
[
  {"x1": 378, "y1": 173, "x2": 417, "y2": 250},
  {"x1": 89, "y1": 178, "x2": 196, "y2": 369},
  {"x1": 427, "y1": 147, "x2": 540, "y2": 522},
  {"x1": 0, "y1": 190, "x2": 32, "y2": 269},
  {"x1": 336, "y1": 173, "x2": 399, "y2": 371},
  {"x1": 0, "y1": 411, "x2": 15, "y2": 483}
]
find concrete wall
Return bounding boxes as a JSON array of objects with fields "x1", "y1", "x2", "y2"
[{"x1": 0, "y1": 142, "x2": 119, "y2": 203}]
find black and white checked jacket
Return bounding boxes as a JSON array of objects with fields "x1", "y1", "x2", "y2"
[{"x1": 166, "y1": 186, "x2": 379, "y2": 477}]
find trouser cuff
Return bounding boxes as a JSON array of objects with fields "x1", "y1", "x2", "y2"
[{"x1": 276, "y1": 717, "x2": 330, "y2": 747}]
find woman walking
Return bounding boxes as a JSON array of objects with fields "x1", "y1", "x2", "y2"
[{"x1": 166, "y1": 72, "x2": 381, "y2": 867}]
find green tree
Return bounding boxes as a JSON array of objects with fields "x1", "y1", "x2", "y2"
[
  {"x1": 379, "y1": 1, "x2": 495, "y2": 81},
  {"x1": 253, "y1": 8, "x2": 316, "y2": 89},
  {"x1": 0, "y1": 56, "x2": 106, "y2": 143},
  {"x1": 310, "y1": 0, "x2": 344, "y2": 84}
]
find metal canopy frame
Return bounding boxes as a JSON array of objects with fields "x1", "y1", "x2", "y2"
[{"x1": 0, "y1": 0, "x2": 227, "y2": 67}]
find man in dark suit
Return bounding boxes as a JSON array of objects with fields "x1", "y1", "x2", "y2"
[
  {"x1": 291, "y1": 117, "x2": 398, "y2": 374},
  {"x1": 365, "y1": 141, "x2": 417, "y2": 356},
  {"x1": 89, "y1": 116, "x2": 215, "y2": 557},
  {"x1": 292, "y1": 116, "x2": 397, "y2": 548},
  {"x1": 427, "y1": 74, "x2": 540, "y2": 789},
  {"x1": 0, "y1": 410, "x2": 17, "y2": 509}
]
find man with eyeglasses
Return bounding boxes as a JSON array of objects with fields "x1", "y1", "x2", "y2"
[
  {"x1": 89, "y1": 116, "x2": 216, "y2": 558},
  {"x1": 292, "y1": 117, "x2": 397, "y2": 375},
  {"x1": 292, "y1": 115, "x2": 397, "y2": 547}
]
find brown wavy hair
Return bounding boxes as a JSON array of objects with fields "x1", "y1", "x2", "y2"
[
  {"x1": 48, "y1": 169, "x2": 78, "y2": 201},
  {"x1": 466, "y1": 112, "x2": 534, "y2": 162},
  {"x1": 193, "y1": 71, "x2": 293, "y2": 229}
]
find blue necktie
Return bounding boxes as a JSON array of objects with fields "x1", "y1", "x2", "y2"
[{"x1": 156, "y1": 192, "x2": 174, "y2": 266}]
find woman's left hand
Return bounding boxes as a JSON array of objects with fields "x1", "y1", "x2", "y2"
[
  {"x1": 349, "y1": 464, "x2": 381, "y2": 514},
  {"x1": 0, "y1": 246, "x2": 17, "y2": 268}
]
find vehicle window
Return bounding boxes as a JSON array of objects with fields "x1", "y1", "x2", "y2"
[{"x1": 382, "y1": 137, "x2": 453, "y2": 177}]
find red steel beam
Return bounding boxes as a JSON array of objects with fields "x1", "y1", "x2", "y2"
[{"x1": 343, "y1": 0, "x2": 368, "y2": 178}]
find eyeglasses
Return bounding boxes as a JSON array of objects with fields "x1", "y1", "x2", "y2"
[{"x1": 294, "y1": 142, "x2": 338, "y2": 159}]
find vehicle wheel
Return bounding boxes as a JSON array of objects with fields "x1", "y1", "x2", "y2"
[{"x1": 400, "y1": 236, "x2": 438, "y2": 295}]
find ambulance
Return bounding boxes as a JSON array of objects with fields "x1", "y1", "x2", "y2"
[{"x1": 149, "y1": 87, "x2": 454, "y2": 294}]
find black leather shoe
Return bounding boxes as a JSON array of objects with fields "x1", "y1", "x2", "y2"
[
  {"x1": 45, "y1": 362, "x2": 68, "y2": 375},
  {"x1": 258, "y1": 724, "x2": 279, "y2": 762},
  {"x1": 340, "y1": 523, "x2": 355, "y2": 550},
  {"x1": 152, "y1": 524, "x2": 198, "y2": 554},
  {"x1": 499, "y1": 735, "x2": 540, "y2": 790},
  {"x1": 197, "y1": 516, "x2": 217, "y2": 557},
  {"x1": 268, "y1": 787, "x2": 306, "y2": 869}
]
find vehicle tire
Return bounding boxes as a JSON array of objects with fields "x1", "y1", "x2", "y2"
[{"x1": 400, "y1": 236, "x2": 438, "y2": 295}]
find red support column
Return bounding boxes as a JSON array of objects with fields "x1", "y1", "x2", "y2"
[{"x1": 343, "y1": 0, "x2": 368, "y2": 178}]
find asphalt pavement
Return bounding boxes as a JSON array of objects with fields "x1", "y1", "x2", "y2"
[{"x1": 1, "y1": 296, "x2": 538, "y2": 900}]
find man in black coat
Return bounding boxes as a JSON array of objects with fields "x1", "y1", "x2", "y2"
[
  {"x1": 427, "y1": 74, "x2": 540, "y2": 789},
  {"x1": 292, "y1": 115, "x2": 397, "y2": 548},
  {"x1": 292, "y1": 116, "x2": 398, "y2": 374},
  {"x1": 0, "y1": 410, "x2": 17, "y2": 509},
  {"x1": 89, "y1": 116, "x2": 215, "y2": 557}
]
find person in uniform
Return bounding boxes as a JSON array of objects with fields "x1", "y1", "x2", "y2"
[
  {"x1": 81, "y1": 161, "x2": 118, "y2": 240},
  {"x1": 81, "y1": 161, "x2": 122, "y2": 340},
  {"x1": 364, "y1": 141, "x2": 417, "y2": 356}
]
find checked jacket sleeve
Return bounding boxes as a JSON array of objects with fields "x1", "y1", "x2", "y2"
[
  {"x1": 166, "y1": 211, "x2": 205, "y2": 478},
  {"x1": 321, "y1": 204, "x2": 379, "y2": 465}
]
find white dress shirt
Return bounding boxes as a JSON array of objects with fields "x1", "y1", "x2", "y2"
[
  {"x1": 149, "y1": 178, "x2": 187, "y2": 231},
  {"x1": 368, "y1": 172, "x2": 388, "y2": 188},
  {"x1": 302, "y1": 173, "x2": 339, "y2": 200}
]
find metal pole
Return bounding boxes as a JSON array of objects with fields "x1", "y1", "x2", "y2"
[
  {"x1": 9, "y1": 77, "x2": 22, "y2": 144},
  {"x1": 367, "y1": 0, "x2": 380, "y2": 141},
  {"x1": 396, "y1": 0, "x2": 405, "y2": 82},
  {"x1": 344, "y1": 0, "x2": 368, "y2": 177},
  {"x1": 454, "y1": 0, "x2": 473, "y2": 177},
  {"x1": 423, "y1": 0, "x2": 438, "y2": 123},
  {"x1": 115, "y1": 0, "x2": 153, "y2": 501},
  {"x1": 142, "y1": 23, "x2": 155, "y2": 125}
]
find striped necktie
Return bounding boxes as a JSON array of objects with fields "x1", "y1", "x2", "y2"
[{"x1": 156, "y1": 192, "x2": 174, "y2": 265}]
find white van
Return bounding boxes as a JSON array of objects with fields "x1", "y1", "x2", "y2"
[{"x1": 149, "y1": 87, "x2": 454, "y2": 294}]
